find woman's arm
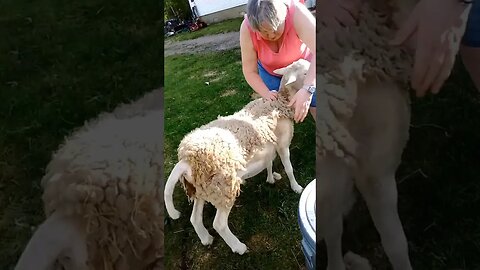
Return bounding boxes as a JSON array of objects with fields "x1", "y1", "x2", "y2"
[
  {"x1": 290, "y1": 1, "x2": 316, "y2": 123},
  {"x1": 390, "y1": 0, "x2": 472, "y2": 96},
  {"x1": 239, "y1": 20, "x2": 278, "y2": 101},
  {"x1": 294, "y1": 1, "x2": 316, "y2": 89}
]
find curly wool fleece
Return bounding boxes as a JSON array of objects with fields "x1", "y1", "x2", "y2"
[
  {"x1": 178, "y1": 93, "x2": 296, "y2": 210},
  {"x1": 316, "y1": 1, "x2": 415, "y2": 160},
  {"x1": 41, "y1": 90, "x2": 163, "y2": 270}
]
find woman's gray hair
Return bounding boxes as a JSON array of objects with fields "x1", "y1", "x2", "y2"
[{"x1": 247, "y1": 0, "x2": 287, "y2": 32}]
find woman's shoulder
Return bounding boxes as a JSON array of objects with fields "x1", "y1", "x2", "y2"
[
  {"x1": 290, "y1": 0, "x2": 312, "y2": 26},
  {"x1": 285, "y1": 0, "x2": 299, "y2": 11},
  {"x1": 239, "y1": 17, "x2": 256, "y2": 49},
  {"x1": 284, "y1": 0, "x2": 299, "y2": 31},
  {"x1": 239, "y1": 18, "x2": 250, "y2": 36},
  {"x1": 285, "y1": 0, "x2": 308, "y2": 27},
  {"x1": 241, "y1": 14, "x2": 253, "y2": 31}
]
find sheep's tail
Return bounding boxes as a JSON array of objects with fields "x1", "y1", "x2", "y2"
[
  {"x1": 164, "y1": 159, "x2": 192, "y2": 220},
  {"x1": 15, "y1": 211, "x2": 87, "y2": 270}
]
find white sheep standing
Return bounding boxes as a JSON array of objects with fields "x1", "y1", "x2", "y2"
[
  {"x1": 14, "y1": 89, "x2": 164, "y2": 270},
  {"x1": 164, "y1": 59, "x2": 311, "y2": 255},
  {"x1": 315, "y1": 0, "x2": 471, "y2": 269}
]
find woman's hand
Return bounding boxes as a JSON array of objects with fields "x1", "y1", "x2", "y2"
[
  {"x1": 390, "y1": 0, "x2": 472, "y2": 96},
  {"x1": 288, "y1": 88, "x2": 312, "y2": 123},
  {"x1": 261, "y1": 90, "x2": 278, "y2": 101}
]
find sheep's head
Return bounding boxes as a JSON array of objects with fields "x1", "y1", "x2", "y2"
[{"x1": 273, "y1": 59, "x2": 310, "y2": 101}]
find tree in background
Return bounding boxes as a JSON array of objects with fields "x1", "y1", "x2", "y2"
[{"x1": 164, "y1": 0, "x2": 191, "y2": 20}]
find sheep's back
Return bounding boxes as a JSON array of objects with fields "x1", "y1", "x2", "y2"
[
  {"x1": 41, "y1": 110, "x2": 163, "y2": 270},
  {"x1": 177, "y1": 98, "x2": 291, "y2": 208}
]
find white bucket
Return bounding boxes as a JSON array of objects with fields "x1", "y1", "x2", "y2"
[{"x1": 298, "y1": 179, "x2": 316, "y2": 270}]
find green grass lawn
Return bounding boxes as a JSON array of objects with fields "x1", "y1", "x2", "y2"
[
  {"x1": 164, "y1": 49, "x2": 315, "y2": 269},
  {"x1": 0, "y1": 0, "x2": 163, "y2": 269},
  {"x1": 167, "y1": 17, "x2": 243, "y2": 42},
  {"x1": 393, "y1": 63, "x2": 480, "y2": 269}
]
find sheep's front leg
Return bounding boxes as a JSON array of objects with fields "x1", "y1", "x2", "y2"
[
  {"x1": 213, "y1": 207, "x2": 247, "y2": 255},
  {"x1": 356, "y1": 174, "x2": 412, "y2": 270},
  {"x1": 190, "y1": 198, "x2": 214, "y2": 245},
  {"x1": 275, "y1": 146, "x2": 303, "y2": 193}
]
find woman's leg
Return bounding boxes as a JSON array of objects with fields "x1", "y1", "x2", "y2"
[{"x1": 309, "y1": 89, "x2": 316, "y2": 122}]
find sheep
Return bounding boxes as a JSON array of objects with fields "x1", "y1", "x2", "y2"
[
  {"x1": 315, "y1": 1, "x2": 471, "y2": 269},
  {"x1": 14, "y1": 89, "x2": 164, "y2": 270},
  {"x1": 164, "y1": 59, "x2": 311, "y2": 255}
]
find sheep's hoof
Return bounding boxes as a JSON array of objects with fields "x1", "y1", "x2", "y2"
[
  {"x1": 201, "y1": 235, "x2": 214, "y2": 246},
  {"x1": 232, "y1": 243, "x2": 248, "y2": 255},
  {"x1": 267, "y1": 172, "x2": 282, "y2": 184},
  {"x1": 291, "y1": 184, "x2": 304, "y2": 194},
  {"x1": 170, "y1": 210, "x2": 181, "y2": 220},
  {"x1": 344, "y1": 251, "x2": 372, "y2": 270},
  {"x1": 266, "y1": 177, "x2": 275, "y2": 184}
]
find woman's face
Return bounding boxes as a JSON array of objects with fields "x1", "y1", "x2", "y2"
[{"x1": 258, "y1": 20, "x2": 285, "y2": 41}]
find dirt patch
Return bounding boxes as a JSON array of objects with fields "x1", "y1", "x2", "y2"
[
  {"x1": 203, "y1": 70, "x2": 226, "y2": 79},
  {"x1": 220, "y1": 89, "x2": 237, "y2": 97},
  {"x1": 247, "y1": 233, "x2": 275, "y2": 252},
  {"x1": 164, "y1": 32, "x2": 240, "y2": 57}
]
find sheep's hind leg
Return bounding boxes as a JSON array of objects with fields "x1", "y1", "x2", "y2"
[
  {"x1": 190, "y1": 198, "x2": 214, "y2": 245},
  {"x1": 318, "y1": 155, "x2": 355, "y2": 270},
  {"x1": 266, "y1": 158, "x2": 282, "y2": 184},
  {"x1": 15, "y1": 211, "x2": 88, "y2": 270},
  {"x1": 213, "y1": 207, "x2": 247, "y2": 255},
  {"x1": 356, "y1": 173, "x2": 412, "y2": 270},
  {"x1": 275, "y1": 146, "x2": 303, "y2": 193}
]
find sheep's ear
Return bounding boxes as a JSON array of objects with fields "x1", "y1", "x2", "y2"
[
  {"x1": 284, "y1": 75, "x2": 297, "y2": 86},
  {"x1": 273, "y1": 67, "x2": 287, "y2": 75}
]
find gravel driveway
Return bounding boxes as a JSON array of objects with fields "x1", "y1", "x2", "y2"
[{"x1": 164, "y1": 32, "x2": 240, "y2": 56}]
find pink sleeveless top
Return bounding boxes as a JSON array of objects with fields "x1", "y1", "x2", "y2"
[{"x1": 244, "y1": 0, "x2": 311, "y2": 76}]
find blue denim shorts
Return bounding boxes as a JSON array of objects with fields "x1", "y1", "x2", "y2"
[
  {"x1": 462, "y1": 0, "x2": 480, "y2": 47},
  {"x1": 257, "y1": 61, "x2": 317, "y2": 107}
]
